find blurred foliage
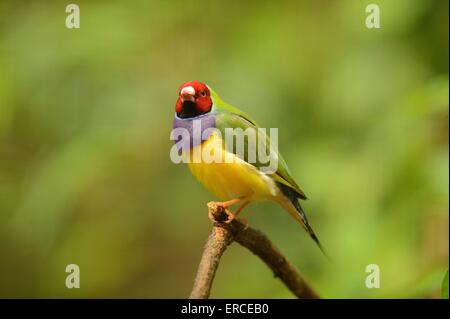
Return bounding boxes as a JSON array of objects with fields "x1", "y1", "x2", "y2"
[
  {"x1": 442, "y1": 270, "x2": 449, "y2": 299},
  {"x1": 0, "y1": 0, "x2": 448, "y2": 298}
]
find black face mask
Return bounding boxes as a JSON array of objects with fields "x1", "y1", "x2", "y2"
[{"x1": 177, "y1": 101, "x2": 201, "y2": 118}]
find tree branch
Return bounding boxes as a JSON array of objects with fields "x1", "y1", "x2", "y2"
[{"x1": 189, "y1": 202, "x2": 319, "y2": 299}]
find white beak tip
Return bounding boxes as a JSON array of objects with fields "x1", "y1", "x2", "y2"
[{"x1": 181, "y1": 86, "x2": 195, "y2": 96}]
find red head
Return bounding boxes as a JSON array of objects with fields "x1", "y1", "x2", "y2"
[{"x1": 175, "y1": 81, "x2": 213, "y2": 118}]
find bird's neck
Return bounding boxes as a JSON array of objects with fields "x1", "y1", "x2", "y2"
[{"x1": 172, "y1": 113, "x2": 216, "y2": 150}]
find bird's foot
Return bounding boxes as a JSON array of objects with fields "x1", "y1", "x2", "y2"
[
  {"x1": 208, "y1": 198, "x2": 250, "y2": 224},
  {"x1": 215, "y1": 198, "x2": 243, "y2": 209},
  {"x1": 207, "y1": 201, "x2": 236, "y2": 223},
  {"x1": 223, "y1": 209, "x2": 236, "y2": 224}
]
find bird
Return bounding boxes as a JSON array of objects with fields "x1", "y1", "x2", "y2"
[{"x1": 173, "y1": 81, "x2": 327, "y2": 256}]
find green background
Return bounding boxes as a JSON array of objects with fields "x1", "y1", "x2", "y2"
[{"x1": 0, "y1": 0, "x2": 448, "y2": 298}]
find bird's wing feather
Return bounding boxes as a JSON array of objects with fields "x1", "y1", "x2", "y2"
[{"x1": 214, "y1": 109, "x2": 307, "y2": 200}]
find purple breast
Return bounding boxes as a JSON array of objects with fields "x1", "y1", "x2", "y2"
[{"x1": 172, "y1": 113, "x2": 216, "y2": 151}]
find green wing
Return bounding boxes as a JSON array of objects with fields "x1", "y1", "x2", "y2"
[{"x1": 213, "y1": 104, "x2": 307, "y2": 200}]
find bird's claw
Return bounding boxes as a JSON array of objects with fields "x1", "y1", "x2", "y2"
[
  {"x1": 207, "y1": 199, "x2": 249, "y2": 226},
  {"x1": 223, "y1": 209, "x2": 235, "y2": 224},
  {"x1": 207, "y1": 201, "x2": 234, "y2": 223}
]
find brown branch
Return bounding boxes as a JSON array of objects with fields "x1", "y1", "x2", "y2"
[{"x1": 189, "y1": 202, "x2": 319, "y2": 299}]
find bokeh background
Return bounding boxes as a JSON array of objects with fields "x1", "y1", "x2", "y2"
[{"x1": 0, "y1": 0, "x2": 448, "y2": 298}]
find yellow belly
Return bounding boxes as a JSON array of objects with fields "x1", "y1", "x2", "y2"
[{"x1": 187, "y1": 133, "x2": 276, "y2": 201}]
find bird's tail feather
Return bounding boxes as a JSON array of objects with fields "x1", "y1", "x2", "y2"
[
  {"x1": 276, "y1": 182, "x2": 329, "y2": 259},
  {"x1": 292, "y1": 200, "x2": 329, "y2": 259}
]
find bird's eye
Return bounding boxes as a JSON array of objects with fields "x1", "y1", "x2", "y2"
[{"x1": 200, "y1": 91, "x2": 206, "y2": 97}]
